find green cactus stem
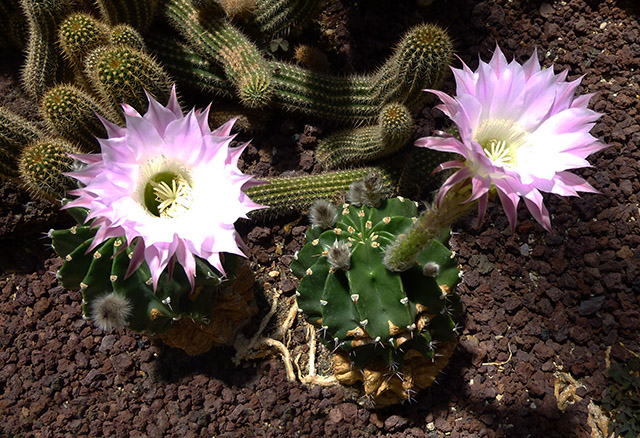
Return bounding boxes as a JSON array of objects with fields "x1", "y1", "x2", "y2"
[
  {"x1": 40, "y1": 84, "x2": 116, "y2": 151},
  {"x1": 95, "y1": 0, "x2": 160, "y2": 34},
  {"x1": 21, "y1": 28, "x2": 59, "y2": 101},
  {"x1": 17, "y1": 138, "x2": 78, "y2": 202},
  {"x1": 50, "y1": 209, "x2": 257, "y2": 355},
  {"x1": 246, "y1": 167, "x2": 397, "y2": 220},
  {"x1": 85, "y1": 45, "x2": 173, "y2": 114},
  {"x1": 383, "y1": 184, "x2": 477, "y2": 272},
  {"x1": 165, "y1": 0, "x2": 274, "y2": 108},
  {"x1": 291, "y1": 196, "x2": 461, "y2": 405},
  {"x1": 0, "y1": 106, "x2": 43, "y2": 176},
  {"x1": 58, "y1": 13, "x2": 109, "y2": 72},
  {"x1": 315, "y1": 102, "x2": 414, "y2": 169},
  {"x1": 254, "y1": 0, "x2": 319, "y2": 36},
  {"x1": 109, "y1": 24, "x2": 145, "y2": 50}
]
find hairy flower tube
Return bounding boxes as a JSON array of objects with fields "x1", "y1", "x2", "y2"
[
  {"x1": 417, "y1": 45, "x2": 607, "y2": 231},
  {"x1": 65, "y1": 86, "x2": 265, "y2": 289},
  {"x1": 384, "y1": 46, "x2": 607, "y2": 272}
]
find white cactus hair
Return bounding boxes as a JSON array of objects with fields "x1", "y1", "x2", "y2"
[
  {"x1": 91, "y1": 292, "x2": 132, "y2": 331},
  {"x1": 327, "y1": 240, "x2": 351, "y2": 270},
  {"x1": 309, "y1": 199, "x2": 338, "y2": 229}
]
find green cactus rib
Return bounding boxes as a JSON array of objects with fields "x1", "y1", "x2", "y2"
[
  {"x1": 315, "y1": 102, "x2": 414, "y2": 169},
  {"x1": 165, "y1": 0, "x2": 273, "y2": 108},
  {"x1": 17, "y1": 138, "x2": 78, "y2": 202},
  {"x1": 51, "y1": 217, "x2": 236, "y2": 336},
  {"x1": 245, "y1": 167, "x2": 398, "y2": 220},
  {"x1": 85, "y1": 45, "x2": 173, "y2": 115},
  {"x1": 291, "y1": 197, "x2": 461, "y2": 367},
  {"x1": 58, "y1": 13, "x2": 109, "y2": 72},
  {"x1": 95, "y1": 0, "x2": 160, "y2": 34},
  {"x1": 0, "y1": 107, "x2": 43, "y2": 175},
  {"x1": 41, "y1": 84, "x2": 114, "y2": 151},
  {"x1": 254, "y1": 0, "x2": 319, "y2": 36}
]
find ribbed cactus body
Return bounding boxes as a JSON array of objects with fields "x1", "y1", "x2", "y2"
[
  {"x1": 246, "y1": 167, "x2": 397, "y2": 220},
  {"x1": 17, "y1": 138, "x2": 78, "y2": 201},
  {"x1": 109, "y1": 24, "x2": 145, "y2": 50},
  {"x1": 316, "y1": 103, "x2": 414, "y2": 169},
  {"x1": 291, "y1": 197, "x2": 461, "y2": 401},
  {"x1": 58, "y1": 13, "x2": 109, "y2": 72},
  {"x1": 85, "y1": 45, "x2": 173, "y2": 114},
  {"x1": 21, "y1": 29, "x2": 59, "y2": 101},
  {"x1": 41, "y1": 84, "x2": 113, "y2": 150},
  {"x1": 166, "y1": 0, "x2": 273, "y2": 108}
]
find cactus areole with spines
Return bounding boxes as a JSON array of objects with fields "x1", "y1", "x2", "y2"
[{"x1": 291, "y1": 197, "x2": 462, "y2": 373}]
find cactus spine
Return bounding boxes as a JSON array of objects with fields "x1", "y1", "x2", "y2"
[
  {"x1": 0, "y1": 107, "x2": 43, "y2": 175},
  {"x1": 109, "y1": 24, "x2": 145, "y2": 50},
  {"x1": 291, "y1": 196, "x2": 461, "y2": 406},
  {"x1": 58, "y1": 13, "x2": 109, "y2": 72},
  {"x1": 165, "y1": 0, "x2": 274, "y2": 108},
  {"x1": 17, "y1": 138, "x2": 78, "y2": 202},
  {"x1": 254, "y1": 0, "x2": 319, "y2": 36},
  {"x1": 316, "y1": 103, "x2": 414, "y2": 169}
]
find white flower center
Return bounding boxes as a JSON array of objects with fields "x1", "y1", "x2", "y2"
[
  {"x1": 474, "y1": 119, "x2": 530, "y2": 168},
  {"x1": 138, "y1": 157, "x2": 194, "y2": 218}
]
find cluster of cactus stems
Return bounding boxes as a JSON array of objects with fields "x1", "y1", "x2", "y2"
[{"x1": 291, "y1": 184, "x2": 462, "y2": 404}]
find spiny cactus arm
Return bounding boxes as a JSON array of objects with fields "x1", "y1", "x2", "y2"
[
  {"x1": 58, "y1": 13, "x2": 110, "y2": 72},
  {"x1": 165, "y1": 0, "x2": 273, "y2": 108},
  {"x1": 109, "y1": 24, "x2": 145, "y2": 49},
  {"x1": 20, "y1": 0, "x2": 72, "y2": 37},
  {"x1": 21, "y1": 30, "x2": 59, "y2": 101},
  {"x1": 146, "y1": 36, "x2": 233, "y2": 98},
  {"x1": 254, "y1": 0, "x2": 319, "y2": 36},
  {"x1": 246, "y1": 167, "x2": 398, "y2": 220},
  {"x1": 0, "y1": 106, "x2": 43, "y2": 166},
  {"x1": 316, "y1": 103, "x2": 413, "y2": 169}
]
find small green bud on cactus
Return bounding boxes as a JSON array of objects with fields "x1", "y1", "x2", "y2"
[
  {"x1": 18, "y1": 138, "x2": 78, "y2": 202},
  {"x1": 292, "y1": 196, "x2": 461, "y2": 405}
]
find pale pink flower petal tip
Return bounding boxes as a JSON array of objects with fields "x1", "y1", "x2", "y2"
[
  {"x1": 416, "y1": 45, "x2": 608, "y2": 232},
  {"x1": 65, "y1": 86, "x2": 266, "y2": 290}
]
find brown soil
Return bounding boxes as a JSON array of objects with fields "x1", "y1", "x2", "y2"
[{"x1": 1, "y1": 0, "x2": 639, "y2": 437}]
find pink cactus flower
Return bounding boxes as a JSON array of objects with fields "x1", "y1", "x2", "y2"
[
  {"x1": 65, "y1": 86, "x2": 265, "y2": 289},
  {"x1": 416, "y1": 46, "x2": 608, "y2": 231}
]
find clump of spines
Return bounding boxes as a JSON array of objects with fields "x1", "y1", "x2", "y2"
[
  {"x1": 309, "y1": 200, "x2": 338, "y2": 229},
  {"x1": 85, "y1": 45, "x2": 173, "y2": 114},
  {"x1": 346, "y1": 171, "x2": 386, "y2": 208},
  {"x1": 109, "y1": 24, "x2": 145, "y2": 50},
  {"x1": 293, "y1": 44, "x2": 330, "y2": 72},
  {"x1": 17, "y1": 138, "x2": 78, "y2": 202},
  {"x1": 316, "y1": 103, "x2": 414, "y2": 169},
  {"x1": 40, "y1": 84, "x2": 114, "y2": 150},
  {"x1": 217, "y1": 0, "x2": 257, "y2": 19},
  {"x1": 91, "y1": 292, "x2": 133, "y2": 331},
  {"x1": 291, "y1": 195, "x2": 462, "y2": 405},
  {"x1": 253, "y1": 0, "x2": 319, "y2": 36}
]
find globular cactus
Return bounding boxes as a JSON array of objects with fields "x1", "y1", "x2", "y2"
[
  {"x1": 17, "y1": 138, "x2": 79, "y2": 202},
  {"x1": 85, "y1": 45, "x2": 173, "y2": 114},
  {"x1": 0, "y1": 107, "x2": 43, "y2": 176},
  {"x1": 95, "y1": 0, "x2": 160, "y2": 34},
  {"x1": 254, "y1": 0, "x2": 319, "y2": 36},
  {"x1": 291, "y1": 195, "x2": 461, "y2": 406},
  {"x1": 166, "y1": 0, "x2": 274, "y2": 108},
  {"x1": 50, "y1": 208, "x2": 257, "y2": 355},
  {"x1": 40, "y1": 84, "x2": 116, "y2": 150},
  {"x1": 109, "y1": 24, "x2": 145, "y2": 50},
  {"x1": 315, "y1": 102, "x2": 414, "y2": 169},
  {"x1": 58, "y1": 13, "x2": 109, "y2": 72},
  {"x1": 246, "y1": 167, "x2": 397, "y2": 220}
]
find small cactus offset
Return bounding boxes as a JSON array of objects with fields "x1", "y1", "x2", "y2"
[
  {"x1": 85, "y1": 45, "x2": 173, "y2": 114},
  {"x1": 17, "y1": 138, "x2": 79, "y2": 202},
  {"x1": 315, "y1": 102, "x2": 414, "y2": 169},
  {"x1": 246, "y1": 167, "x2": 397, "y2": 220},
  {"x1": 253, "y1": 0, "x2": 319, "y2": 36},
  {"x1": 40, "y1": 84, "x2": 115, "y2": 150},
  {"x1": 50, "y1": 207, "x2": 258, "y2": 355},
  {"x1": 109, "y1": 24, "x2": 145, "y2": 50},
  {"x1": 166, "y1": 0, "x2": 274, "y2": 108},
  {"x1": 291, "y1": 194, "x2": 462, "y2": 406}
]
